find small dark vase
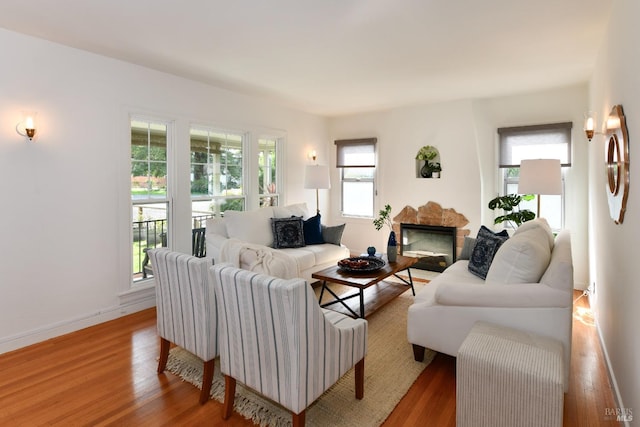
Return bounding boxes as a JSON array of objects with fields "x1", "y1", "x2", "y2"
[
  {"x1": 420, "y1": 162, "x2": 432, "y2": 178},
  {"x1": 387, "y1": 231, "x2": 397, "y2": 263}
]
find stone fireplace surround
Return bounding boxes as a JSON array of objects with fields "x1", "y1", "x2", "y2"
[{"x1": 391, "y1": 201, "x2": 470, "y2": 259}]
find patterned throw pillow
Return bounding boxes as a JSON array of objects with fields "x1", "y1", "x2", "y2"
[
  {"x1": 468, "y1": 226, "x2": 509, "y2": 279},
  {"x1": 271, "y1": 217, "x2": 305, "y2": 249}
]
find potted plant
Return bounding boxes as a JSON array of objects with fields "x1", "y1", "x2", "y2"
[
  {"x1": 416, "y1": 145, "x2": 439, "y2": 178},
  {"x1": 430, "y1": 162, "x2": 442, "y2": 178},
  {"x1": 488, "y1": 194, "x2": 536, "y2": 228},
  {"x1": 373, "y1": 204, "x2": 397, "y2": 262}
]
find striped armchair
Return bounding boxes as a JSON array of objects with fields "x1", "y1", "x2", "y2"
[
  {"x1": 148, "y1": 249, "x2": 218, "y2": 404},
  {"x1": 210, "y1": 264, "x2": 368, "y2": 426}
]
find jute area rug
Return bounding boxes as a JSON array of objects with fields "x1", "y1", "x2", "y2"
[{"x1": 166, "y1": 281, "x2": 434, "y2": 427}]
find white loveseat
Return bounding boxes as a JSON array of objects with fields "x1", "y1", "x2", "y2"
[
  {"x1": 407, "y1": 219, "x2": 573, "y2": 388},
  {"x1": 205, "y1": 203, "x2": 350, "y2": 282}
]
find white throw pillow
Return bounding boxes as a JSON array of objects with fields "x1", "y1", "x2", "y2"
[
  {"x1": 514, "y1": 217, "x2": 555, "y2": 250},
  {"x1": 273, "y1": 202, "x2": 310, "y2": 219},
  {"x1": 206, "y1": 217, "x2": 228, "y2": 238},
  {"x1": 485, "y1": 227, "x2": 551, "y2": 284},
  {"x1": 224, "y1": 208, "x2": 275, "y2": 247}
]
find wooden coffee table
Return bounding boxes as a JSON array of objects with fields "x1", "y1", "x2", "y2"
[{"x1": 312, "y1": 255, "x2": 418, "y2": 319}]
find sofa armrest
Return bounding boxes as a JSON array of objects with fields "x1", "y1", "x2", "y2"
[
  {"x1": 205, "y1": 233, "x2": 229, "y2": 262},
  {"x1": 435, "y1": 282, "x2": 572, "y2": 308}
]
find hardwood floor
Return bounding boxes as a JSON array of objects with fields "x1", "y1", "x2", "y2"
[{"x1": 0, "y1": 290, "x2": 619, "y2": 426}]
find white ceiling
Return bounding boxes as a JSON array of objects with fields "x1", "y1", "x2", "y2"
[{"x1": 0, "y1": 0, "x2": 612, "y2": 117}]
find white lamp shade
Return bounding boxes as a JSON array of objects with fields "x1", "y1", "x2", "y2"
[
  {"x1": 518, "y1": 159, "x2": 562, "y2": 195},
  {"x1": 304, "y1": 165, "x2": 331, "y2": 189}
]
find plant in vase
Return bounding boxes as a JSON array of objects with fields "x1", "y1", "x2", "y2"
[
  {"x1": 430, "y1": 162, "x2": 442, "y2": 178},
  {"x1": 373, "y1": 204, "x2": 397, "y2": 262},
  {"x1": 416, "y1": 145, "x2": 439, "y2": 178}
]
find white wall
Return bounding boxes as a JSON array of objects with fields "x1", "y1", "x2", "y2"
[
  {"x1": 472, "y1": 85, "x2": 590, "y2": 289},
  {"x1": 327, "y1": 88, "x2": 589, "y2": 291},
  {"x1": 327, "y1": 100, "x2": 482, "y2": 254},
  {"x1": 0, "y1": 28, "x2": 328, "y2": 353},
  {"x1": 588, "y1": 0, "x2": 640, "y2": 417}
]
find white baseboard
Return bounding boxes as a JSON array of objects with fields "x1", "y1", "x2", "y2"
[
  {"x1": 591, "y1": 299, "x2": 632, "y2": 426},
  {"x1": 0, "y1": 289, "x2": 156, "y2": 355}
]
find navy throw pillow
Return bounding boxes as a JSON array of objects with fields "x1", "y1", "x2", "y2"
[
  {"x1": 303, "y1": 213, "x2": 324, "y2": 245},
  {"x1": 468, "y1": 226, "x2": 509, "y2": 279}
]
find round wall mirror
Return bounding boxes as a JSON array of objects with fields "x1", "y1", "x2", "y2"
[
  {"x1": 605, "y1": 105, "x2": 630, "y2": 224},
  {"x1": 606, "y1": 134, "x2": 621, "y2": 196}
]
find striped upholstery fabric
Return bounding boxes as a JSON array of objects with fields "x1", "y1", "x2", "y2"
[
  {"x1": 149, "y1": 249, "x2": 218, "y2": 363},
  {"x1": 210, "y1": 263, "x2": 368, "y2": 415},
  {"x1": 457, "y1": 321, "x2": 564, "y2": 427}
]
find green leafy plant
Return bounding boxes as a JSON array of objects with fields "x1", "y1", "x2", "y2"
[
  {"x1": 488, "y1": 194, "x2": 536, "y2": 228},
  {"x1": 415, "y1": 145, "x2": 438, "y2": 161},
  {"x1": 373, "y1": 204, "x2": 393, "y2": 232}
]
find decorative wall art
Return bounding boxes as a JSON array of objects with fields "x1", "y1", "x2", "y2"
[{"x1": 604, "y1": 105, "x2": 630, "y2": 224}]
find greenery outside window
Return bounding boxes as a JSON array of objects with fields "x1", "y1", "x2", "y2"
[
  {"x1": 131, "y1": 119, "x2": 170, "y2": 282},
  {"x1": 190, "y1": 127, "x2": 245, "y2": 220},
  {"x1": 258, "y1": 137, "x2": 279, "y2": 207}
]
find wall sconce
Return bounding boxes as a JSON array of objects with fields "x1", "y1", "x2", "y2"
[
  {"x1": 308, "y1": 150, "x2": 317, "y2": 162},
  {"x1": 584, "y1": 111, "x2": 607, "y2": 142},
  {"x1": 16, "y1": 112, "x2": 37, "y2": 141}
]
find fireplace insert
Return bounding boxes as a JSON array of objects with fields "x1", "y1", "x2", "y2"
[{"x1": 400, "y1": 223, "x2": 457, "y2": 272}]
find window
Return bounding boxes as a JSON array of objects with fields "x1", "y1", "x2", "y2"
[
  {"x1": 497, "y1": 122, "x2": 572, "y2": 230},
  {"x1": 258, "y1": 137, "x2": 279, "y2": 207},
  {"x1": 335, "y1": 138, "x2": 377, "y2": 217},
  {"x1": 131, "y1": 119, "x2": 171, "y2": 282},
  {"x1": 190, "y1": 127, "x2": 245, "y2": 222}
]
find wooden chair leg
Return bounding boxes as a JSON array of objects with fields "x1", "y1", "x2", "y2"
[
  {"x1": 355, "y1": 358, "x2": 365, "y2": 399},
  {"x1": 412, "y1": 344, "x2": 425, "y2": 362},
  {"x1": 157, "y1": 338, "x2": 170, "y2": 374},
  {"x1": 200, "y1": 359, "x2": 215, "y2": 404},
  {"x1": 292, "y1": 409, "x2": 305, "y2": 427},
  {"x1": 222, "y1": 375, "x2": 236, "y2": 420}
]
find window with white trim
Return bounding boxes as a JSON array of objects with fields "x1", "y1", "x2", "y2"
[
  {"x1": 131, "y1": 118, "x2": 171, "y2": 282},
  {"x1": 335, "y1": 138, "x2": 377, "y2": 218},
  {"x1": 190, "y1": 127, "x2": 245, "y2": 222},
  {"x1": 497, "y1": 122, "x2": 572, "y2": 230},
  {"x1": 258, "y1": 136, "x2": 280, "y2": 207}
]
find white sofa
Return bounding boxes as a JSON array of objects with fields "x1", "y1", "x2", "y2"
[
  {"x1": 205, "y1": 203, "x2": 350, "y2": 282},
  {"x1": 407, "y1": 219, "x2": 573, "y2": 389}
]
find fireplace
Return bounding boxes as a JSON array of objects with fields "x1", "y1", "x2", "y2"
[{"x1": 400, "y1": 223, "x2": 457, "y2": 272}]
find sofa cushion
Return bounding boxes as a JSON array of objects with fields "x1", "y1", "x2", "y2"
[
  {"x1": 303, "y1": 213, "x2": 324, "y2": 245},
  {"x1": 468, "y1": 226, "x2": 509, "y2": 279},
  {"x1": 458, "y1": 237, "x2": 476, "y2": 260},
  {"x1": 225, "y1": 208, "x2": 275, "y2": 247},
  {"x1": 485, "y1": 226, "x2": 551, "y2": 284},
  {"x1": 321, "y1": 224, "x2": 345, "y2": 245},
  {"x1": 271, "y1": 217, "x2": 306, "y2": 249},
  {"x1": 514, "y1": 217, "x2": 555, "y2": 250}
]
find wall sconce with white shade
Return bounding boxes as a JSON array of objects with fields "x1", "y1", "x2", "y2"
[
  {"x1": 308, "y1": 150, "x2": 317, "y2": 161},
  {"x1": 518, "y1": 159, "x2": 562, "y2": 218},
  {"x1": 16, "y1": 112, "x2": 37, "y2": 141}
]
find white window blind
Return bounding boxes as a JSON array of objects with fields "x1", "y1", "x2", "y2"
[
  {"x1": 335, "y1": 138, "x2": 377, "y2": 167},
  {"x1": 498, "y1": 122, "x2": 572, "y2": 168}
]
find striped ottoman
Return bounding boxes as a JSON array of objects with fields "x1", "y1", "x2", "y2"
[{"x1": 456, "y1": 321, "x2": 564, "y2": 427}]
